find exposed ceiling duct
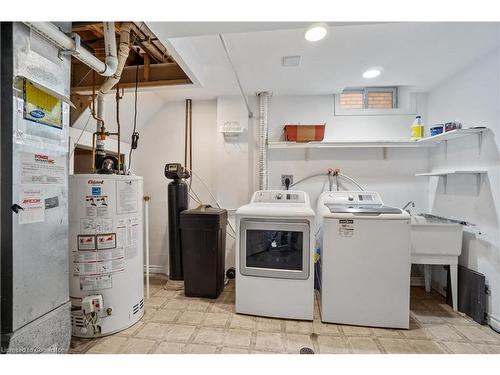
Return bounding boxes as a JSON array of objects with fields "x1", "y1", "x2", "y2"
[{"x1": 24, "y1": 21, "x2": 118, "y2": 76}]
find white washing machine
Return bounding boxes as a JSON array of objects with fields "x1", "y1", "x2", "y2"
[
  {"x1": 236, "y1": 190, "x2": 315, "y2": 320},
  {"x1": 316, "y1": 191, "x2": 411, "y2": 329}
]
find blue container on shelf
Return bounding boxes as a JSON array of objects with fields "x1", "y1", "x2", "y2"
[{"x1": 430, "y1": 125, "x2": 444, "y2": 137}]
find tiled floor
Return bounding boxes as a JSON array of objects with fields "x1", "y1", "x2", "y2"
[{"x1": 70, "y1": 274, "x2": 500, "y2": 354}]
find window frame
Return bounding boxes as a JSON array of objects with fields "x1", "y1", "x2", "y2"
[{"x1": 335, "y1": 86, "x2": 417, "y2": 116}]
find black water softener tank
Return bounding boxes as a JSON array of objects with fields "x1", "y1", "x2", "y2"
[
  {"x1": 180, "y1": 205, "x2": 227, "y2": 298},
  {"x1": 165, "y1": 163, "x2": 189, "y2": 280}
]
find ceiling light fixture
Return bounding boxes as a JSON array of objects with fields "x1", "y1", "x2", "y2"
[
  {"x1": 304, "y1": 23, "x2": 328, "y2": 42},
  {"x1": 362, "y1": 68, "x2": 382, "y2": 79}
]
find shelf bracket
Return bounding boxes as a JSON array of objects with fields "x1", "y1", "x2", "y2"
[
  {"x1": 443, "y1": 175, "x2": 448, "y2": 194},
  {"x1": 475, "y1": 173, "x2": 482, "y2": 195},
  {"x1": 305, "y1": 148, "x2": 310, "y2": 161},
  {"x1": 478, "y1": 131, "x2": 483, "y2": 156},
  {"x1": 444, "y1": 140, "x2": 448, "y2": 160},
  {"x1": 383, "y1": 147, "x2": 387, "y2": 160}
]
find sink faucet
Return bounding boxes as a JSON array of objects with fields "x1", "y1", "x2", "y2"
[{"x1": 402, "y1": 201, "x2": 415, "y2": 213}]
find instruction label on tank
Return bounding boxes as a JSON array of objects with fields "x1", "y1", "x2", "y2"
[
  {"x1": 85, "y1": 195, "x2": 109, "y2": 217},
  {"x1": 73, "y1": 262, "x2": 97, "y2": 276},
  {"x1": 20, "y1": 151, "x2": 65, "y2": 185},
  {"x1": 97, "y1": 248, "x2": 124, "y2": 262},
  {"x1": 80, "y1": 218, "x2": 113, "y2": 234},
  {"x1": 338, "y1": 219, "x2": 354, "y2": 237},
  {"x1": 116, "y1": 180, "x2": 138, "y2": 214},
  {"x1": 77, "y1": 234, "x2": 96, "y2": 250},
  {"x1": 79, "y1": 275, "x2": 112, "y2": 291},
  {"x1": 96, "y1": 233, "x2": 116, "y2": 250}
]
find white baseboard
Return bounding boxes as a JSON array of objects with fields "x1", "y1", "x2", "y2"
[
  {"x1": 410, "y1": 276, "x2": 424, "y2": 287},
  {"x1": 143, "y1": 264, "x2": 167, "y2": 275},
  {"x1": 488, "y1": 314, "x2": 500, "y2": 333}
]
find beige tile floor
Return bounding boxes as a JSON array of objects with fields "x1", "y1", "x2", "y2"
[{"x1": 70, "y1": 274, "x2": 500, "y2": 354}]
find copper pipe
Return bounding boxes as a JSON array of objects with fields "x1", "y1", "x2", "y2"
[
  {"x1": 188, "y1": 99, "x2": 192, "y2": 171},
  {"x1": 91, "y1": 132, "x2": 98, "y2": 173},
  {"x1": 184, "y1": 99, "x2": 188, "y2": 169},
  {"x1": 115, "y1": 85, "x2": 123, "y2": 174}
]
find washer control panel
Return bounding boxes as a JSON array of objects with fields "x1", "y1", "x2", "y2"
[
  {"x1": 253, "y1": 190, "x2": 305, "y2": 203},
  {"x1": 323, "y1": 191, "x2": 383, "y2": 206}
]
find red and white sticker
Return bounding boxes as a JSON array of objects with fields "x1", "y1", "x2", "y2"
[
  {"x1": 77, "y1": 234, "x2": 96, "y2": 250},
  {"x1": 96, "y1": 233, "x2": 116, "y2": 250}
]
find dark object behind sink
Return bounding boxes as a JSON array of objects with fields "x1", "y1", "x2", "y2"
[{"x1": 446, "y1": 265, "x2": 486, "y2": 324}]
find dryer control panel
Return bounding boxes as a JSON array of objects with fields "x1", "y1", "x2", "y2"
[{"x1": 252, "y1": 190, "x2": 306, "y2": 203}]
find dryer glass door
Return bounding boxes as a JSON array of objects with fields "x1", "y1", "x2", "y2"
[{"x1": 240, "y1": 220, "x2": 309, "y2": 280}]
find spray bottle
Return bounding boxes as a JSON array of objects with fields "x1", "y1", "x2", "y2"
[{"x1": 411, "y1": 115, "x2": 424, "y2": 140}]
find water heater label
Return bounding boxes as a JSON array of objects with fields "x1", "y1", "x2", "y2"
[
  {"x1": 85, "y1": 195, "x2": 109, "y2": 217},
  {"x1": 91, "y1": 187, "x2": 102, "y2": 196},
  {"x1": 77, "y1": 235, "x2": 96, "y2": 250},
  {"x1": 116, "y1": 180, "x2": 138, "y2": 214},
  {"x1": 96, "y1": 233, "x2": 116, "y2": 250},
  {"x1": 80, "y1": 275, "x2": 112, "y2": 291}
]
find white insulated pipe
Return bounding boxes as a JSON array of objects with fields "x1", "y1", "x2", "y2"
[
  {"x1": 258, "y1": 92, "x2": 269, "y2": 190},
  {"x1": 96, "y1": 23, "x2": 133, "y2": 130},
  {"x1": 24, "y1": 22, "x2": 118, "y2": 76},
  {"x1": 144, "y1": 196, "x2": 150, "y2": 299}
]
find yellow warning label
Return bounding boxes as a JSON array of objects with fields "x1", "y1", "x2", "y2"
[{"x1": 23, "y1": 78, "x2": 62, "y2": 128}]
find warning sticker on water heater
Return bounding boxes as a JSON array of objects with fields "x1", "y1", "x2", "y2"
[
  {"x1": 338, "y1": 219, "x2": 354, "y2": 237},
  {"x1": 77, "y1": 235, "x2": 96, "y2": 250},
  {"x1": 116, "y1": 180, "x2": 138, "y2": 214},
  {"x1": 96, "y1": 233, "x2": 116, "y2": 250},
  {"x1": 80, "y1": 275, "x2": 112, "y2": 291}
]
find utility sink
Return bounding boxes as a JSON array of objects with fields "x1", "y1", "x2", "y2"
[{"x1": 410, "y1": 214, "x2": 463, "y2": 256}]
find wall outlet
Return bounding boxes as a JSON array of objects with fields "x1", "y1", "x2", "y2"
[{"x1": 281, "y1": 174, "x2": 294, "y2": 189}]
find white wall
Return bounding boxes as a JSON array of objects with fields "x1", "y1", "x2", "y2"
[
  {"x1": 265, "y1": 95, "x2": 430, "y2": 211},
  {"x1": 132, "y1": 99, "x2": 218, "y2": 271},
  {"x1": 134, "y1": 93, "x2": 432, "y2": 274},
  {"x1": 424, "y1": 48, "x2": 500, "y2": 329}
]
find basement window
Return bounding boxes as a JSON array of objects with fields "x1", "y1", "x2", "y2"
[
  {"x1": 335, "y1": 86, "x2": 416, "y2": 116},
  {"x1": 339, "y1": 87, "x2": 397, "y2": 109}
]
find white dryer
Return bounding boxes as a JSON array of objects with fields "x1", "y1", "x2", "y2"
[
  {"x1": 316, "y1": 191, "x2": 411, "y2": 329},
  {"x1": 236, "y1": 190, "x2": 315, "y2": 320}
]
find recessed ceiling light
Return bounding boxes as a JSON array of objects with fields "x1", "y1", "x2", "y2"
[
  {"x1": 282, "y1": 55, "x2": 301, "y2": 67},
  {"x1": 362, "y1": 68, "x2": 382, "y2": 79},
  {"x1": 304, "y1": 23, "x2": 328, "y2": 42}
]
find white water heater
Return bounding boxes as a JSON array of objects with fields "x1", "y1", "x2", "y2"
[{"x1": 69, "y1": 174, "x2": 144, "y2": 337}]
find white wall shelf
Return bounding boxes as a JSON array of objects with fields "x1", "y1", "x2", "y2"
[
  {"x1": 416, "y1": 169, "x2": 487, "y2": 194},
  {"x1": 268, "y1": 140, "x2": 428, "y2": 149},
  {"x1": 416, "y1": 128, "x2": 486, "y2": 144},
  {"x1": 417, "y1": 127, "x2": 487, "y2": 158},
  {"x1": 268, "y1": 128, "x2": 488, "y2": 160}
]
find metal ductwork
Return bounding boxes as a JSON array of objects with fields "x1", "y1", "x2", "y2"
[
  {"x1": 257, "y1": 92, "x2": 269, "y2": 190},
  {"x1": 23, "y1": 22, "x2": 118, "y2": 77}
]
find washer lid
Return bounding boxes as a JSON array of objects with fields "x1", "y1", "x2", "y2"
[{"x1": 326, "y1": 204, "x2": 403, "y2": 215}]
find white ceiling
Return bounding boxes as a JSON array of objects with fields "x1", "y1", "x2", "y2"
[
  {"x1": 148, "y1": 22, "x2": 500, "y2": 99},
  {"x1": 73, "y1": 22, "x2": 500, "y2": 137}
]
